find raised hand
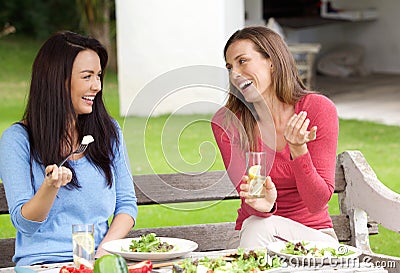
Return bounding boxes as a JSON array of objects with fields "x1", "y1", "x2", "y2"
[{"x1": 284, "y1": 111, "x2": 317, "y2": 158}]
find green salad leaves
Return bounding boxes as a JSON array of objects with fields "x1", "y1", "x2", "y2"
[
  {"x1": 173, "y1": 248, "x2": 281, "y2": 273},
  {"x1": 129, "y1": 233, "x2": 174, "y2": 253},
  {"x1": 281, "y1": 241, "x2": 355, "y2": 257}
]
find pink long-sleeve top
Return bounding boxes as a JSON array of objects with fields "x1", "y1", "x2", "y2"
[{"x1": 211, "y1": 94, "x2": 339, "y2": 230}]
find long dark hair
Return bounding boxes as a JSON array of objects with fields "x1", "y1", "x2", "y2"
[
  {"x1": 23, "y1": 31, "x2": 118, "y2": 189},
  {"x1": 223, "y1": 26, "x2": 312, "y2": 150}
]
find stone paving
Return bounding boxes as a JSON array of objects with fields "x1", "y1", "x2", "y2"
[
  {"x1": 317, "y1": 74, "x2": 400, "y2": 127},
  {"x1": 330, "y1": 86, "x2": 400, "y2": 127}
]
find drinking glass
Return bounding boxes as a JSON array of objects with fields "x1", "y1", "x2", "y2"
[
  {"x1": 72, "y1": 224, "x2": 95, "y2": 268},
  {"x1": 246, "y1": 152, "x2": 267, "y2": 198}
]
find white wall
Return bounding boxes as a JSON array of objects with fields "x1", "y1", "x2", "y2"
[
  {"x1": 115, "y1": 0, "x2": 244, "y2": 117},
  {"x1": 284, "y1": 0, "x2": 400, "y2": 74},
  {"x1": 341, "y1": 0, "x2": 400, "y2": 73},
  {"x1": 244, "y1": 0, "x2": 265, "y2": 26}
]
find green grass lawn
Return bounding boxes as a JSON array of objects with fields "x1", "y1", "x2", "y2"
[{"x1": 1, "y1": 35, "x2": 400, "y2": 257}]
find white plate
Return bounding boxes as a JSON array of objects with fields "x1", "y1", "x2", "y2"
[
  {"x1": 102, "y1": 237, "x2": 198, "y2": 261},
  {"x1": 266, "y1": 240, "x2": 362, "y2": 265}
]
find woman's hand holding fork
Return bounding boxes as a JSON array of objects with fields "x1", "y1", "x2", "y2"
[{"x1": 45, "y1": 165, "x2": 73, "y2": 189}]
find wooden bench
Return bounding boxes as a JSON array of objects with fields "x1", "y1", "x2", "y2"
[{"x1": 1, "y1": 151, "x2": 400, "y2": 272}]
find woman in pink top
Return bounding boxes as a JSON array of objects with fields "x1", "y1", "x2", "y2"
[{"x1": 211, "y1": 26, "x2": 339, "y2": 249}]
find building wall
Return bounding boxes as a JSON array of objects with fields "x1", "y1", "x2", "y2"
[
  {"x1": 284, "y1": 0, "x2": 400, "y2": 74},
  {"x1": 342, "y1": 0, "x2": 400, "y2": 73},
  {"x1": 116, "y1": 0, "x2": 399, "y2": 117},
  {"x1": 115, "y1": 0, "x2": 244, "y2": 117}
]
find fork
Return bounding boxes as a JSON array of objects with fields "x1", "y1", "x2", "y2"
[
  {"x1": 273, "y1": 235, "x2": 290, "y2": 243},
  {"x1": 46, "y1": 135, "x2": 94, "y2": 177},
  {"x1": 274, "y1": 235, "x2": 308, "y2": 253}
]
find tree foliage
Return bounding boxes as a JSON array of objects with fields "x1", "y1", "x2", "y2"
[
  {"x1": 0, "y1": 0, "x2": 81, "y2": 38},
  {"x1": 0, "y1": 0, "x2": 117, "y2": 70},
  {"x1": 75, "y1": 0, "x2": 117, "y2": 70}
]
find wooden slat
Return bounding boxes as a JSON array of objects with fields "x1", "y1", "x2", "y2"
[
  {"x1": 134, "y1": 171, "x2": 238, "y2": 205},
  {"x1": 331, "y1": 215, "x2": 351, "y2": 242},
  {"x1": 127, "y1": 222, "x2": 236, "y2": 252},
  {"x1": 368, "y1": 221, "x2": 379, "y2": 235},
  {"x1": 360, "y1": 253, "x2": 400, "y2": 273},
  {"x1": 334, "y1": 164, "x2": 346, "y2": 193},
  {"x1": 0, "y1": 183, "x2": 8, "y2": 214},
  {"x1": 0, "y1": 238, "x2": 15, "y2": 268},
  {"x1": 128, "y1": 216, "x2": 354, "y2": 251},
  {"x1": 135, "y1": 164, "x2": 347, "y2": 204}
]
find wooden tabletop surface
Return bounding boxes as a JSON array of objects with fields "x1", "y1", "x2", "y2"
[{"x1": 0, "y1": 250, "x2": 389, "y2": 273}]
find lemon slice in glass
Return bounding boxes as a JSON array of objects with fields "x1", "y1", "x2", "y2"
[
  {"x1": 248, "y1": 164, "x2": 261, "y2": 179},
  {"x1": 73, "y1": 232, "x2": 95, "y2": 254},
  {"x1": 250, "y1": 177, "x2": 265, "y2": 195},
  {"x1": 73, "y1": 255, "x2": 94, "y2": 269}
]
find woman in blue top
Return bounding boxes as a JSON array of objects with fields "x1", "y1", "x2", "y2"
[{"x1": 0, "y1": 31, "x2": 138, "y2": 266}]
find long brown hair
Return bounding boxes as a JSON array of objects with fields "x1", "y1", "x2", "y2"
[{"x1": 223, "y1": 26, "x2": 312, "y2": 151}]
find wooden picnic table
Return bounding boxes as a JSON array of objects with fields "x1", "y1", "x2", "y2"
[{"x1": 0, "y1": 249, "x2": 389, "y2": 273}]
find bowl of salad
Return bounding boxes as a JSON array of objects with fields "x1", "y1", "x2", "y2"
[
  {"x1": 266, "y1": 240, "x2": 362, "y2": 265},
  {"x1": 102, "y1": 233, "x2": 198, "y2": 261}
]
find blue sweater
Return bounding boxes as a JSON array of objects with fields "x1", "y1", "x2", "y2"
[{"x1": 0, "y1": 123, "x2": 138, "y2": 266}]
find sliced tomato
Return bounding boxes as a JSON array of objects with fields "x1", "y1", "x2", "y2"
[
  {"x1": 59, "y1": 265, "x2": 93, "y2": 273},
  {"x1": 128, "y1": 260, "x2": 153, "y2": 273}
]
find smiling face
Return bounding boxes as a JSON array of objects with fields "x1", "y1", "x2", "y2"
[
  {"x1": 225, "y1": 39, "x2": 273, "y2": 103},
  {"x1": 70, "y1": 49, "x2": 102, "y2": 115}
]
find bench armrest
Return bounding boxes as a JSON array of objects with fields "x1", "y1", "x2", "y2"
[{"x1": 338, "y1": 151, "x2": 400, "y2": 252}]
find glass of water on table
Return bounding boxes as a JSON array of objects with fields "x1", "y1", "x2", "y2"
[
  {"x1": 246, "y1": 152, "x2": 267, "y2": 198},
  {"x1": 72, "y1": 223, "x2": 95, "y2": 268}
]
